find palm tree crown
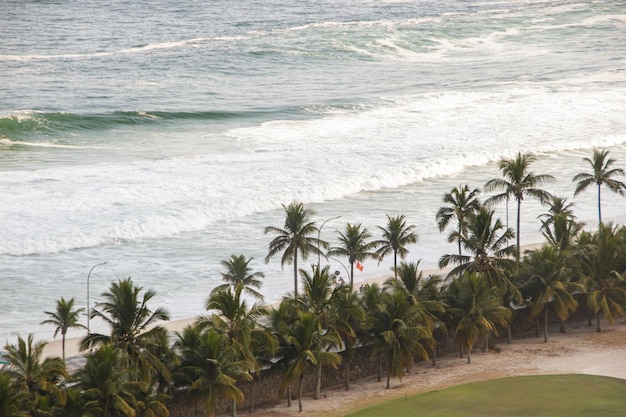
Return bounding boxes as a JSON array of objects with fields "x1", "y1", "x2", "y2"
[
  {"x1": 436, "y1": 184, "x2": 481, "y2": 256},
  {"x1": 485, "y1": 152, "x2": 554, "y2": 259},
  {"x1": 40, "y1": 297, "x2": 85, "y2": 363},
  {"x1": 573, "y1": 149, "x2": 626, "y2": 227},
  {"x1": 265, "y1": 202, "x2": 322, "y2": 296},
  {"x1": 328, "y1": 223, "x2": 378, "y2": 288},
  {"x1": 214, "y1": 254, "x2": 265, "y2": 300},
  {"x1": 373, "y1": 214, "x2": 418, "y2": 280}
]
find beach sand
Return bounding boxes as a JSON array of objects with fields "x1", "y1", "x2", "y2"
[{"x1": 247, "y1": 320, "x2": 626, "y2": 417}]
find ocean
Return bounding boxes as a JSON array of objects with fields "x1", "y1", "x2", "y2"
[{"x1": 1, "y1": 0, "x2": 625, "y2": 343}]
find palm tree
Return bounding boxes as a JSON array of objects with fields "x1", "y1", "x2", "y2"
[
  {"x1": 485, "y1": 152, "x2": 555, "y2": 260},
  {"x1": 374, "y1": 214, "x2": 418, "y2": 280},
  {"x1": 175, "y1": 325, "x2": 251, "y2": 417},
  {"x1": 436, "y1": 184, "x2": 482, "y2": 256},
  {"x1": 442, "y1": 273, "x2": 511, "y2": 364},
  {"x1": 265, "y1": 202, "x2": 322, "y2": 297},
  {"x1": 330, "y1": 286, "x2": 365, "y2": 391},
  {"x1": 203, "y1": 285, "x2": 276, "y2": 417},
  {"x1": 370, "y1": 290, "x2": 433, "y2": 389},
  {"x1": 213, "y1": 254, "x2": 265, "y2": 300},
  {"x1": 359, "y1": 283, "x2": 386, "y2": 382},
  {"x1": 573, "y1": 149, "x2": 626, "y2": 227},
  {"x1": 297, "y1": 265, "x2": 339, "y2": 400},
  {"x1": 520, "y1": 246, "x2": 584, "y2": 342},
  {"x1": 439, "y1": 205, "x2": 517, "y2": 292},
  {"x1": 539, "y1": 196, "x2": 584, "y2": 251},
  {"x1": 80, "y1": 278, "x2": 171, "y2": 384},
  {"x1": 0, "y1": 372, "x2": 29, "y2": 417},
  {"x1": 280, "y1": 311, "x2": 341, "y2": 412},
  {"x1": 328, "y1": 223, "x2": 378, "y2": 289},
  {"x1": 579, "y1": 224, "x2": 626, "y2": 332},
  {"x1": 2, "y1": 334, "x2": 67, "y2": 413},
  {"x1": 75, "y1": 343, "x2": 144, "y2": 417},
  {"x1": 40, "y1": 297, "x2": 85, "y2": 363}
]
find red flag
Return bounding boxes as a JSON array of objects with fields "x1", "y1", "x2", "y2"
[{"x1": 356, "y1": 262, "x2": 364, "y2": 272}]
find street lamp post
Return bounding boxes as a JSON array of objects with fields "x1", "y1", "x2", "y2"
[
  {"x1": 329, "y1": 257, "x2": 351, "y2": 284},
  {"x1": 87, "y1": 262, "x2": 107, "y2": 335},
  {"x1": 317, "y1": 216, "x2": 341, "y2": 267}
]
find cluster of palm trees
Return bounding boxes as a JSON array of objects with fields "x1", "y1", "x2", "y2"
[{"x1": 2, "y1": 149, "x2": 626, "y2": 417}]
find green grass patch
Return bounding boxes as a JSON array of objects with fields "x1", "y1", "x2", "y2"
[{"x1": 345, "y1": 374, "x2": 626, "y2": 417}]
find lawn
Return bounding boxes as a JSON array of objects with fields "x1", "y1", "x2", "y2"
[{"x1": 345, "y1": 374, "x2": 626, "y2": 417}]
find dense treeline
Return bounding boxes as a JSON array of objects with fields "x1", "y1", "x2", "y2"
[{"x1": 2, "y1": 149, "x2": 626, "y2": 417}]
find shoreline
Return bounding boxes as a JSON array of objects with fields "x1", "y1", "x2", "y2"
[{"x1": 37, "y1": 238, "x2": 590, "y2": 361}]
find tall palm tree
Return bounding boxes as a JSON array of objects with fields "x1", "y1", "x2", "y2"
[
  {"x1": 175, "y1": 325, "x2": 251, "y2": 417},
  {"x1": 373, "y1": 214, "x2": 418, "y2": 280},
  {"x1": 436, "y1": 184, "x2": 482, "y2": 256},
  {"x1": 328, "y1": 223, "x2": 378, "y2": 289},
  {"x1": 579, "y1": 224, "x2": 626, "y2": 332},
  {"x1": 213, "y1": 254, "x2": 265, "y2": 300},
  {"x1": 485, "y1": 152, "x2": 554, "y2": 260},
  {"x1": 265, "y1": 202, "x2": 322, "y2": 297},
  {"x1": 75, "y1": 343, "x2": 145, "y2": 417},
  {"x1": 520, "y1": 246, "x2": 584, "y2": 342},
  {"x1": 40, "y1": 297, "x2": 85, "y2": 363},
  {"x1": 370, "y1": 290, "x2": 432, "y2": 389},
  {"x1": 80, "y1": 278, "x2": 171, "y2": 384},
  {"x1": 330, "y1": 286, "x2": 366, "y2": 391},
  {"x1": 359, "y1": 283, "x2": 386, "y2": 382},
  {"x1": 573, "y1": 149, "x2": 626, "y2": 227},
  {"x1": 2, "y1": 334, "x2": 68, "y2": 413},
  {"x1": 297, "y1": 265, "x2": 339, "y2": 400},
  {"x1": 442, "y1": 273, "x2": 511, "y2": 364},
  {"x1": 203, "y1": 285, "x2": 276, "y2": 417},
  {"x1": 280, "y1": 311, "x2": 341, "y2": 412},
  {"x1": 439, "y1": 205, "x2": 517, "y2": 292}
]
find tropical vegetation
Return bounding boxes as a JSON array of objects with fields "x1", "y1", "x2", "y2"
[{"x1": 2, "y1": 149, "x2": 626, "y2": 417}]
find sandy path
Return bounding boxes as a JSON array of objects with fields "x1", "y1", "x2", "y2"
[{"x1": 243, "y1": 320, "x2": 626, "y2": 417}]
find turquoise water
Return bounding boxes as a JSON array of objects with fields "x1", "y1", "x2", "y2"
[{"x1": 1, "y1": 0, "x2": 625, "y2": 342}]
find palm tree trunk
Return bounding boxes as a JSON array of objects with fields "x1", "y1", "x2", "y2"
[
  {"x1": 287, "y1": 385, "x2": 292, "y2": 408},
  {"x1": 596, "y1": 312, "x2": 602, "y2": 332},
  {"x1": 543, "y1": 306, "x2": 548, "y2": 343},
  {"x1": 344, "y1": 348, "x2": 351, "y2": 391},
  {"x1": 386, "y1": 349, "x2": 392, "y2": 389},
  {"x1": 459, "y1": 345, "x2": 463, "y2": 359},
  {"x1": 507, "y1": 323, "x2": 512, "y2": 344},
  {"x1": 597, "y1": 184, "x2": 602, "y2": 227},
  {"x1": 249, "y1": 379, "x2": 255, "y2": 414},
  {"x1": 535, "y1": 316, "x2": 540, "y2": 337},
  {"x1": 62, "y1": 334, "x2": 66, "y2": 363},
  {"x1": 516, "y1": 199, "x2": 522, "y2": 261},
  {"x1": 298, "y1": 375, "x2": 304, "y2": 412},
  {"x1": 483, "y1": 335, "x2": 488, "y2": 352},
  {"x1": 467, "y1": 344, "x2": 471, "y2": 364},
  {"x1": 231, "y1": 399, "x2": 237, "y2": 417},
  {"x1": 293, "y1": 247, "x2": 299, "y2": 297},
  {"x1": 314, "y1": 362, "x2": 321, "y2": 399}
]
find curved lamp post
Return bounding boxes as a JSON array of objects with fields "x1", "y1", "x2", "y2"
[
  {"x1": 87, "y1": 262, "x2": 107, "y2": 335},
  {"x1": 329, "y1": 257, "x2": 351, "y2": 284},
  {"x1": 317, "y1": 216, "x2": 341, "y2": 267}
]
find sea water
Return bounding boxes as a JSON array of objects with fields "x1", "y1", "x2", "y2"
[{"x1": 1, "y1": 0, "x2": 625, "y2": 343}]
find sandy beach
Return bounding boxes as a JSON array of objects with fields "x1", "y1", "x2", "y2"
[{"x1": 248, "y1": 320, "x2": 626, "y2": 417}]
